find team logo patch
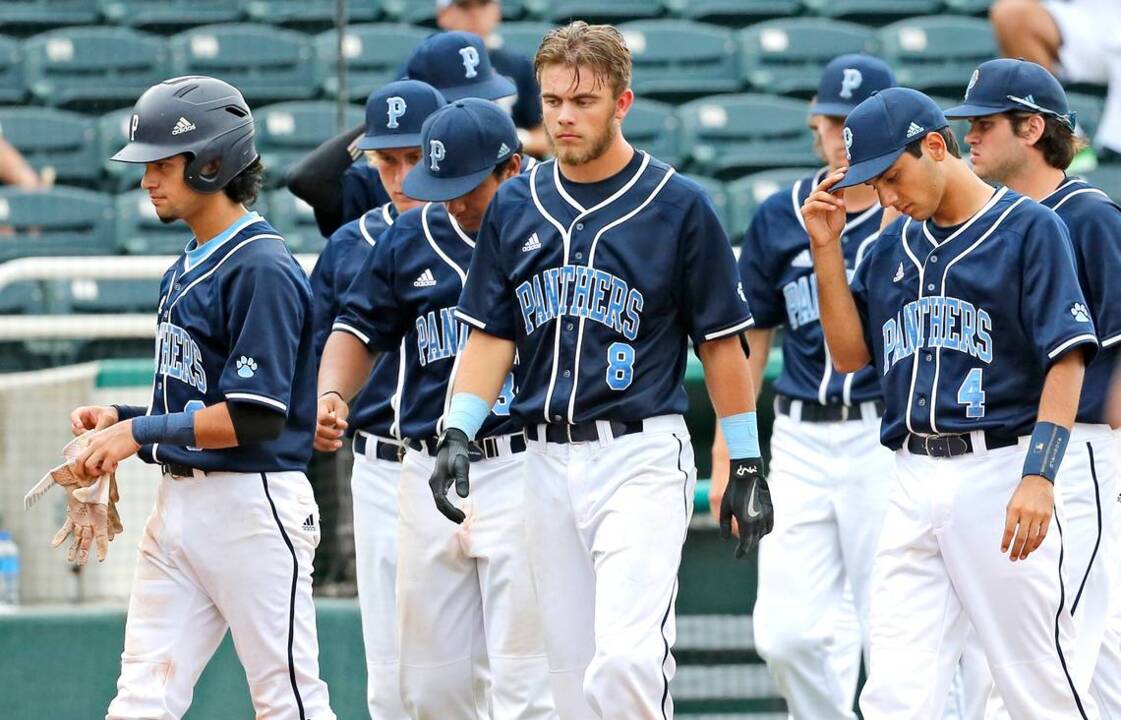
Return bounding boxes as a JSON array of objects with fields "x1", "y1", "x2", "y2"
[
  {"x1": 171, "y1": 116, "x2": 196, "y2": 136},
  {"x1": 129, "y1": 113, "x2": 139, "y2": 141},
  {"x1": 459, "y1": 45, "x2": 480, "y2": 79},
  {"x1": 843, "y1": 127, "x2": 854, "y2": 160},
  {"x1": 893, "y1": 262, "x2": 905, "y2": 282},
  {"x1": 1071, "y1": 302, "x2": 1091, "y2": 323},
  {"x1": 966, "y1": 69, "x2": 980, "y2": 99},
  {"x1": 236, "y1": 356, "x2": 257, "y2": 378},
  {"x1": 429, "y1": 139, "x2": 446, "y2": 171},
  {"x1": 386, "y1": 96, "x2": 407, "y2": 129},
  {"x1": 906, "y1": 122, "x2": 925, "y2": 139},
  {"x1": 521, "y1": 232, "x2": 541, "y2": 253},
  {"x1": 839, "y1": 68, "x2": 863, "y2": 100},
  {"x1": 791, "y1": 248, "x2": 813, "y2": 268},
  {"x1": 414, "y1": 268, "x2": 437, "y2": 287}
]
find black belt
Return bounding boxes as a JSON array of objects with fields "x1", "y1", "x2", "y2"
[
  {"x1": 525, "y1": 419, "x2": 645, "y2": 444},
  {"x1": 354, "y1": 434, "x2": 405, "y2": 463},
  {"x1": 161, "y1": 463, "x2": 204, "y2": 478},
  {"x1": 906, "y1": 431, "x2": 1019, "y2": 458},
  {"x1": 408, "y1": 433, "x2": 527, "y2": 460},
  {"x1": 776, "y1": 395, "x2": 885, "y2": 423}
]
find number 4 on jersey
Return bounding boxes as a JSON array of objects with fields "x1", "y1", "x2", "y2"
[{"x1": 957, "y1": 368, "x2": 985, "y2": 419}]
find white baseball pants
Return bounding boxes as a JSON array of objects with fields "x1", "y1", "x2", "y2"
[
  {"x1": 523, "y1": 414, "x2": 696, "y2": 720},
  {"x1": 860, "y1": 437, "x2": 1098, "y2": 720},
  {"x1": 106, "y1": 470, "x2": 335, "y2": 720},
  {"x1": 396, "y1": 439, "x2": 555, "y2": 720},
  {"x1": 753, "y1": 410, "x2": 894, "y2": 719}
]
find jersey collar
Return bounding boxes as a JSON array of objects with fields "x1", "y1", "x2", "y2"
[{"x1": 183, "y1": 211, "x2": 262, "y2": 271}]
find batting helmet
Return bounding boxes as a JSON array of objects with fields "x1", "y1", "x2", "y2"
[{"x1": 111, "y1": 76, "x2": 258, "y2": 194}]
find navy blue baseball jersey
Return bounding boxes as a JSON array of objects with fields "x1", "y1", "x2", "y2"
[
  {"x1": 340, "y1": 161, "x2": 392, "y2": 229},
  {"x1": 740, "y1": 167, "x2": 884, "y2": 406},
  {"x1": 456, "y1": 151, "x2": 753, "y2": 425},
  {"x1": 137, "y1": 211, "x2": 317, "y2": 471},
  {"x1": 489, "y1": 47, "x2": 543, "y2": 132},
  {"x1": 310, "y1": 203, "x2": 403, "y2": 439},
  {"x1": 333, "y1": 202, "x2": 517, "y2": 440},
  {"x1": 1041, "y1": 177, "x2": 1121, "y2": 425},
  {"x1": 851, "y1": 188, "x2": 1099, "y2": 450}
]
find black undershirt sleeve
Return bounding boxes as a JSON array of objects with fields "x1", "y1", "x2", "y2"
[
  {"x1": 227, "y1": 402, "x2": 286, "y2": 445},
  {"x1": 285, "y1": 123, "x2": 366, "y2": 236}
]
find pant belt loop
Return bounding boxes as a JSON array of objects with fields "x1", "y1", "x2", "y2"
[
  {"x1": 971, "y1": 430, "x2": 987, "y2": 454},
  {"x1": 790, "y1": 399, "x2": 803, "y2": 422}
]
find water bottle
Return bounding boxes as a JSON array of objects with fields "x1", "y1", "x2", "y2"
[{"x1": 0, "y1": 530, "x2": 20, "y2": 606}]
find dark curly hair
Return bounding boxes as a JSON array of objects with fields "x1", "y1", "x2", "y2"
[{"x1": 222, "y1": 157, "x2": 265, "y2": 206}]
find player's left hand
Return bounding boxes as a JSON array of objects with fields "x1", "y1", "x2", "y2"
[
  {"x1": 72, "y1": 421, "x2": 140, "y2": 481},
  {"x1": 719, "y1": 458, "x2": 773, "y2": 558},
  {"x1": 429, "y1": 428, "x2": 472, "y2": 524},
  {"x1": 1002, "y1": 475, "x2": 1053, "y2": 561}
]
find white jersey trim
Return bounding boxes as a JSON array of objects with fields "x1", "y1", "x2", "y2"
[
  {"x1": 530, "y1": 163, "x2": 571, "y2": 422},
  {"x1": 703, "y1": 316, "x2": 756, "y2": 342},
  {"x1": 1049, "y1": 186, "x2": 1111, "y2": 212},
  {"x1": 921, "y1": 187, "x2": 1007, "y2": 248},
  {"x1": 332, "y1": 321, "x2": 371, "y2": 345},
  {"x1": 421, "y1": 203, "x2": 468, "y2": 283},
  {"x1": 454, "y1": 309, "x2": 487, "y2": 330},
  {"x1": 226, "y1": 392, "x2": 288, "y2": 412},
  {"x1": 792, "y1": 168, "x2": 829, "y2": 233},
  {"x1": 389, "y1": 337, "x2": 406, "y2": 440},
  {"x1": 1049, "y1": 333, "x2": 1100, "y2": 359},
  {"x1": 1102, "y1": 332, "x2": 1121, "y2": 348},
  {"x1": 167, "y1": 233, "x2": 285, "y2": 313},
  {"x1": 448, "y1": 212, "x2": 475, "y2": 248},
  {"x1": 182, "y1": 213, "x2": 266, "y2": 272},
  {"x1": 1040, "y1": 177, "x2": 1085, "y2": 203},
  {"x1": 358, "y1": 205, "x2": 393, "y2": 247}
]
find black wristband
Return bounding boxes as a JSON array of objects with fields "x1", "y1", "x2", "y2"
[{"x1": 319, "y1": 390, "x2": 345, "y2": 401}]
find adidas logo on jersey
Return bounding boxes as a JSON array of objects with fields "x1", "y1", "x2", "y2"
[
  {"x1": 893, "y1": 262, "x2": 905, "y2": 282},
  {"x1": 302, "y1": 514, "x2": 316, "y2": 532},
  {"x1": 905, "y1": 122, "x2": 924, "y2": 139},
  {"x1": 413, "y1": 268, "x2": 437, "y2": 287},
  {"x1": 522, "y1": 232, "x2": 542, "y2": 253},
  {"x1": 791, "y1": 248, "x2": 813, "y2": 268},
  {"x1": 171, "y1": 116, "x2": 196, "y2": 135},
  {"x1": 1071, "y1": 302, "x2": 1091, "y2": 322}
]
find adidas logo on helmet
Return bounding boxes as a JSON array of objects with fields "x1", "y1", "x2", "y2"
[{"x1": 171, "y1": 116, "x2": 197, "y2": 136}]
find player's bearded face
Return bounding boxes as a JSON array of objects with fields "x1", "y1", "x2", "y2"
[
  {"x1": 540, "y1": 64, "x2": 626, "y2": 166},
  {"x1": 963, "y1": 115, "x2": 1028, "y2": 185},
  {"x1": 368, "y1": 148, "x2": 424, "y2": 213},
  {"x1": 141, "y1": 154, "x2": 196, "y2": 224}
]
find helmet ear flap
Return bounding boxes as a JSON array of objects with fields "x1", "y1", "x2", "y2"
[{"x1": 183, "y1": 127, "x2": 257, "y2": 193}]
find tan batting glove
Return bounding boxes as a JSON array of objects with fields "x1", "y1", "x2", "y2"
[{"x1": 49, "y1": 465, "x2": 118, "y2": 565}]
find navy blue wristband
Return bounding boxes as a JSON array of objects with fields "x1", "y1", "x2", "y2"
[
  {"x1": 131, "y1": 411, "x2": 197, "y2": 447},
  {"x1": 112, "y1": 404, "x2": 148, "y2": 421},
  {"x1": 1022, "y1": 422, "x2": 1070, "y2": 483}
]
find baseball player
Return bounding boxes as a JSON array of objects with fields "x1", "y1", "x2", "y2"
[
  {"x1": 804, "y1": 86, "x2": 1101, "y2": 718},
  {"x1": 309, "y1": 79, "x2": 446, "y2": 720},
  {"x1": 67, "y1": 76, "x2": 334, "y2": 719},
  {"x1": 709, "y1": 54, "x2": 896, "y2": 719},
  {"x1": 428, "y1": 22, "x2": 769, "y2": 719},
  {"x1": 317, "y1": 99, "x2": 555, "y2": 719},
  {"x1": 942, "y1": 58, "x2": 1121, "y2": 717}
]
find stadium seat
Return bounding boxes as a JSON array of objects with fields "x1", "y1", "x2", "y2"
[
  {"x1": 55, "y1": 276, "x2": 161, "y2": 314},
  {"x1": 801, "y1": 0, "x2": 939, "y2": 21},
  {"x1": 878, "y1": 16, "x2": 998, "y2": 94},
  {"x1": 114, "y1": 189, "x2": 189, "y2": 255},
  {"x1": 943, "y1": 0, "x2": 993, "y2": 15},
  {"x1": 0, "y1": 186, "x2": 115, "y2": 262},
  {"x1": 1068, "y1": 91, "x2": 1105, "y2": 142},
  {"x1": 491, "y1": 21, "x2": 556, "y2": 59},
  {"x1": 619, "y1": 20, "x2": 740, "y2": 101},
  {"x1": 0, "y1": 0, "x2": 98, "y2": 33},
  {"x1": 169, "y1": 24, "x2": 317, "y2": 104},
  {"x1": 1083, "y1": 165, "x2": 1121, "y2": 204},
  {"x1": 739, "y1": 19, "x2": 876, "y2": 97},
  {"x1": 726, "y1": 167, "x2": 816, "y2": 239},
  {"x1": 524, "y1": 0, "x2": 663, "y2": 23},
  {"x1": 665, "y1": 0, "x2": 801, "y2": 24},
  {"x1": 22, "y1": 27, "x2": 170, "y2": 111},
  {"x1": 98, "y1": 0, "x2": 242, "y2": 31},
  {"x1": 683, "y1": 174, "x2": 731, "y2": 235},
  {"x1": 623, "y1": 98, "x2": 683, "y2": 167},
  {"x1": 315, "y1": 23, "x2": 429, "y2": 101},
  {"x1": 268, "y1": 189, "x2": 327, "y2": 253},
  {"x1": 679, "y1": 93, "x2": 817, "y2": 177},
  {"x1": 244, "y1": 0, "x2": 383, "y2": 28},
  {"x1": 0, "y1": 107, "x2": 100, "y2": 187},
  {"x1": 256, "y1": 101, "x2": 365, "y2": 186},
  {"x1": 0, "y1": 281, "x2": 45, "y2": 315},
  {"x1": 381, "y1": 0, "x2": 523, "y2": 21},
  {"x1": 97, "y1": 108, "x2": 144, "y2": 192},
  {"x1": 0, "y1": 36, "x2": 25, "y2": 104}
]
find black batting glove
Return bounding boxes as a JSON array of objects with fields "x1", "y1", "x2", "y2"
[
  {"x1": 429, "y1": 428, "x2": 472, "y2": 524},
  {"x1": 719, "y1": 457, "x2": 773, "y2": 559}
]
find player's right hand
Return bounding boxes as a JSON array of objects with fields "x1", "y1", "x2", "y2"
[
  {"x1": 1002, "y1": 475, "x2": 1053, "y2": 561},
  {"x1": 429, "y1": 428, "x2": 472, "y2": 524},
  {"x1": 69, "y1": 405, "x2": 118, "y2": 436},
  {"x1": 801, "y1": 168, "x2": 849, "y2": 250},
  {"x1": 314, "y1": 393, "x2": 349, "y2": 452},
  {"x1": 720, "y1": 458, "x2": 773, "y2": 559}
]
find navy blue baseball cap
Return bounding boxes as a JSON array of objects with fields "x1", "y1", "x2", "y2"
[
  {"x1": 403, "y1": 98, "x2": 519, "y2": 202},
  {"x1": 835, "y1": 87, "x2": 949, "y2": 189},
  {"x1": 943, "y1": 58, "x2": 1076, "y2": 130},
  {"x1": 810, "y1": 54, "x2": 896, "y2": 117},
  {"x1": 357, "y1": 80, "x2": 447, "y2": 151},
  {"x1": 403, "y1": 31, "x2": 516, "y2": 102}
]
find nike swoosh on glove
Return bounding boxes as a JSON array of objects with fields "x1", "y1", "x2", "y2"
[{"x1": 719, "y1": 457, "x2": 773, "y2": 558}]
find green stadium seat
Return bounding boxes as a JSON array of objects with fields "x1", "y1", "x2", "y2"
[
  {"x1": 98, "y1": 0, "x2": 243, "y2": 31},
  {"x1": 0, "y1": 36, "x2": 25, "y2": 104},
  {"x1": 665, "y1": 0, "x2": 801, "y2": 24},
  {"x1": 268, "y1": 189, "x2": 326, "y2": 253},
  {"x1": 623, "y1": 98, "x2": 682, "y2": 167},
  {"x1": 0, "y1": 186, "x2": 115, "y2": 262},
  {"x1": 55, "y1": 277, "x2": 161, "y2": 314},
  {"x1": 726, "y1": 167, "x2": 816, "y2": 239},
  {"x1": 169, "y1": 24, "x2": 317, "y2": 104},
  {"x1": 381, "y1": 0, "x2": 525, "y2": 22},
  {"x1": 114, "y1": 189, "x2": 188, "y2": 255},
  {"x1": 524, "y1": 0, "x2": 662, "y2": 23},
  {"x1": 256, "y1": 101, "x2": 365, "y2": 186},
  {"x1": 683, "y1": 174, "x2": 731, "y2": 235},
  {"x1": 619, "y1": 20, "x2": 740, "y2": 101},
  {"x1": 315, "y1": 24, "x2": 429, "y2": 101},
  {"x1": 244, "y1": 0, "x2": 383, "y2": 28},
  {"x1": 679, "y1": 93, "x2": 817, "y2": 177},
  {"x1": 943, "y1": 0, "x2": 993, "y2": 15},
  {"x1": 1082, "y1": 166, "x2": 1121, "y2": 203},
  {"x1": 0, "y1": 107, "x2": 99, "y2": 187},
  {"x1": 23, "y1": 27, "x2": 170, "y2": 111},
  {"x1": 0, "y1": 282, "x2": 45, "y2": 314},
  {"x1": 738, "y1": 19, "x2": 875, "y2": 97},
  {"x1": 1068, "y1": 91, "x2": 1105, "y2": 142},
  {"x1": 802, "y1": 0, "x2": 939, "y2": 20},
  {"x1": 491, "y1": 21, "x2": 555, "y2": 59},
  {"x1": 97, "y1": 108, "x2": 144, "y2": 192},
  {"x1": 878, "y1": 16, "x2": 997, "y2": 94},
  {"x1": 0, "y1": 0, "x2": 98, "y2": 33}
]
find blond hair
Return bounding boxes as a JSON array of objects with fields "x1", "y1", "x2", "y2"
[{"x1": 534, "y1": 21, "x2": 632, "y2": 97}]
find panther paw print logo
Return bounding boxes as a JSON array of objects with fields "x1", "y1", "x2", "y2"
[
  {"x1": 236, "y1": 356, "x2": 258, "y2": 378},
  {"x1": 1070, "y1": 303, "x2": 1091, "y2": 323}
]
